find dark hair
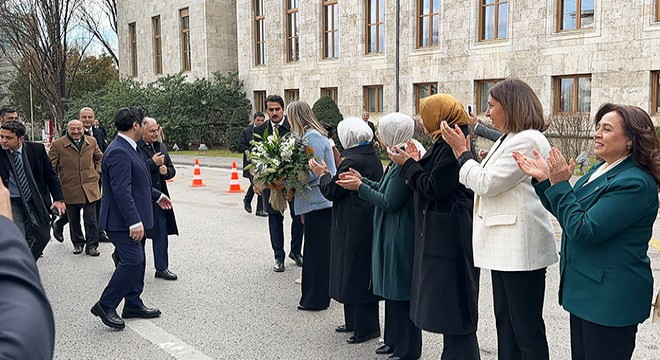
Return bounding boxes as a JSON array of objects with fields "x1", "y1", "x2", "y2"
[
  {"x1": 322, "y1": 122, "x2": 335, "y2": 138},
  {"x1": 253, "y1": 111, "x2": 265, "y2": 119},
  {"x1": 114, "y1": 107, "x2": 144, "y2": 132},
  {"x1": 0, "y1": 106, "x2": 17, "y2": 117},
  {"x1": 0, "y1": 120, "x2": 26, "y2": 138},
  {"x1": 265, "y1": 95, "x2": 284, "y2": 108},
  {"x1": 489, "y1": 78, "x2": 548, "y2": 133},
  {"x1": 594, "y1": 103, "x2": 660, "y2": 185}
]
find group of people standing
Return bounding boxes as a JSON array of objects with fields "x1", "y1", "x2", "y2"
[{"x1": 255, "y1": 78, "x2": 659, "y2": 360}]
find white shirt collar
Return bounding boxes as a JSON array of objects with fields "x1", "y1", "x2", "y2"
[{"x1": 117, "y1": 133, "x2": 138, "y2": 150}]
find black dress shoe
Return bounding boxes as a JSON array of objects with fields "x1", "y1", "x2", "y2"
[
  {"x1": 52, "y1": 222, "x2": 64, "y2": 242},
  {"x1": 288, "y1": 253, "x2": 303, "y2": 267},
  {"x1": 376, "y1": 344, "x2": 394, "y2": 354},
  {"x1": 155, "y1": 269, "x2": 178, "y2": 280},
  {"x1": 273, "y1": 259, "x2": 285, "y2": 272},
  {"x1": 73, "y1": 244, "x2": 84, "y2": 254},
  {"x1": 98, "y1": 231, "x2": 110, "y2": 242},
  {"x1": 347, "y1": 331, "x2": 381, "y2": 344},
  {"x1": 85, "y1": 247, "x2": 100, "y2": 257},
  {"x1": 121, "y1": 304, "x2": 161, "y2": 319},
  {"x1": 243, "y1": 198, "x2": 252, "y2": 213},
  {"x1": 255, "y1": 210, "x2": 268, "y2": 217},
  {"x1": 297, "y1": 304, "x2": 327, "y2": 311},
  {"x1": 91, "y1": 302, "x2": 125, "y2": 329},
  {"x1": 335, "y1": 324, "x2": 353, "y2": 333}
]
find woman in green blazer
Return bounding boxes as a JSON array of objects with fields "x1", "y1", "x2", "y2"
[
  {"x1": 336, "y1": 113, "x2": 422, "y2": 360},
  {"x1": 513, "y1": 103, "x2": 660, "y2": 360}
]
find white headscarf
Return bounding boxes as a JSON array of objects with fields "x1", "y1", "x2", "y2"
[
  {"x1": 377, "y1": 112, "x2": 415, "y2": 148},
  {"x1": 337, "y1": 117, "x2": 373, "y2": 149}
]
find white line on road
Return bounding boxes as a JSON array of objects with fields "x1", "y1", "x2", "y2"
[{"x1": 126, "y1": 319, "x2": 214, "y2": 360}]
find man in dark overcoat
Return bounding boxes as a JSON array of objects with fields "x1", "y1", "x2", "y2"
[{"x1": 239, "y1": 111, "x2": 266, "y2": 216}]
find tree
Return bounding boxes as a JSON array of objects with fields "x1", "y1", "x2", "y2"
[
  {"x1": 78, "y1": 0, "x2": 118, "y2": 66},
  {"x1": 312, "y1": 95, "x2": 343, "y2": 148},
  {"x1": 0, "y1": 0, "x2": 85, "y2": 130}
]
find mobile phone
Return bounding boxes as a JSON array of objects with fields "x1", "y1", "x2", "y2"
[{"x1": 467, "y1": 105, "x2": 472, "y2": 114}]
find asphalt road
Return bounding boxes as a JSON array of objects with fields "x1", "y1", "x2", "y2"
[{"x1": 39, "y1": 157, "x2": 660, "y2": 359}]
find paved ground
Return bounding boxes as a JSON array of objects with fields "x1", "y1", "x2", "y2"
[{"x1": 40, "y1": 156, "x2": 660, "y2": 359}]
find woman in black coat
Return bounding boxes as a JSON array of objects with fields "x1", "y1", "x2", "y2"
[
  {"x1": 389, "y1": 94, "x2": 481, "y2": 359},
  {"x1": 310, "y1": 117, "x2": 384, "y2": 345}
]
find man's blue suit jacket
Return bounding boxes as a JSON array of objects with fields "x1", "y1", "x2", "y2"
[{"x1": 99, "y1": 136, "x2": 161, "y2": 232}]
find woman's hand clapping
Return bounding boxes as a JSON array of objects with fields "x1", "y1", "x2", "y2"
[{"x1": 440, "y1": 121, "x2": 471, "y2": 159}]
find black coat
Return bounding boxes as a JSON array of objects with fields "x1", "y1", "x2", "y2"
[
  {"x1": 0, "y1": 142, "x2": 64, "y2": 226},
  {"x1": 91, "y1": 127, "x2": 107, "y2": 152},
  {"x1": 252, "y1": 117, "x2": 292, "y2": 214},
  {"x1": 399, "y1": 126, "x2": 480, "y2": 335},
  {"x1": 137, "y1": 140, "x2": 179, "y2": 237},
  {"x1": 320, "y1": 143, "x2": 384, "y2": 304},
  {"x1": 238, "y1": 126, "x2": 254, "y2": 178}
]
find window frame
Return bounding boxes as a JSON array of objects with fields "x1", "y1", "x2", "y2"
[
  {"x1": 478, "y1": 0, "x2": 508, "y2": 41},
  {"x1": 254, "y1": 91, "x2": 267, "y2": 113},
  {"x1": 320, "y1": 87, "x2": 338, "y2": 103},
  {"x1": 254, "y1": 0, "x2": 266, "y2": 65},
  {"x1": 180, "y1": 8, "x2": 191, "y2": 72},
  {"x1": 652, "y1": 71, "x2": 660, "y2": 114},
  {"x1": 365, "y1": 0, "x2": 384, "y2": 54},
  {"x1": 322, "y1": 0, "x2": 339, "y2": 58},
  {"x1": 128, "y1": 22, "x2": 137, "y2": 77},
  {"x1": 152, "y1": 16, "x2": 162, "y2": 75},
  {"x1": 416, "y1": 0, "x2": 440, "y2": 48},
  {"x1": 475, "y1": 79, "x2": 503, "y2": 114},
  {"x1": 286, "y1": 0, "x2": 299, "y2": 62},
  {"x1": 413, "y1": 82, "x2": 438, "y2": 114},
  {"x1": 553, "y1": 74, "x2": 592, "y2": 114},
  {"x1": 363, "y1": 85, "x2": 384, "y2": 113},
  {"x1": 557, "y1": 0, "x2": 595, "y2": 32},
  {"x1": 284, "y1": 89, "x2": 300, "y2": 105},
  {"x1": 657, "y1": 0, "x2": 660, "y2": 22}
]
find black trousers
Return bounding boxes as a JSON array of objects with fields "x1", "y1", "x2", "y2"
[
  {"x1": 267, "y1": 207, "x2": 303, "y2": 260},
  {"x1": 11, "y1": 197, "x2": 50, "y2": 261},
  {"x1": 491, "y1": 268, "x2": 549, "y2": 360},
  {"x1": 384, "y1": 300, "x2": 422, "y2": 359},
  {"x1": 441, "y1": 332, "x2": 481, "y2": 360},
  {"x1": 344, "y1": 302, "x2": 380, "y2": 338},
  {"x1": 243, "y1": 175, "x2": 263, "y2": 212},
  {"x1": 299, "y1": 208, "x2": 331, "y2": 309},
  {"x1": 55, "y1": 200, "x2": 104, "y2": 235},
  {"x1": 569, "y1": 314, "x2": 637, "y2": 360},
  {"x1": 66, "y1": 202, "x2": 98, "y2": 249}
]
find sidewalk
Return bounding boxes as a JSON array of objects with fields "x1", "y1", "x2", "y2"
[{"x1": 170, "y1": 153, "x2": 242, "y2": 170}]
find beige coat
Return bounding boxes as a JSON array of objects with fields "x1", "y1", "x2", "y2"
[
  {"x1": 48, "y1": 135, "x2": 102, "y2": 204},
  {"x1": 459, "y1": 130, "x2": 558, "y2": 271}
]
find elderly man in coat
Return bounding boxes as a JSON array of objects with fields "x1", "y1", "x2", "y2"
[{"x1": 49, "y1": 120, "x2": 103, "y2": 256}]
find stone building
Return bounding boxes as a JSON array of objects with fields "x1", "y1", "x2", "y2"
[{"x1": 118, "y1": 1, "x2": 660, "y2": 124}]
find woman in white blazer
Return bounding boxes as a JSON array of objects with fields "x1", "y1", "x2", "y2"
[{"x1": 442, "y1": 78, "x2": 558, "y2": 360}]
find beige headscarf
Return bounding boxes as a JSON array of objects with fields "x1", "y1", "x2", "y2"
[{"x1": 419, "y1": 94, "x2": 469, "y2": 140}]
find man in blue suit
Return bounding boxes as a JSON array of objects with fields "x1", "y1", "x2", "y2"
[{"x1": 91, "y1": 107, "x2": 173, "y2": 330}]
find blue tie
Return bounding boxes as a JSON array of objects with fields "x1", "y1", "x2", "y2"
[{"x1": 12, "y1": 151, "x2": 32, "y2": 201}]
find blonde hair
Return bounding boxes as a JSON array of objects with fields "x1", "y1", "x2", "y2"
[{"x1": 286, "y1": 101, "x2": 327, "y2": 137}]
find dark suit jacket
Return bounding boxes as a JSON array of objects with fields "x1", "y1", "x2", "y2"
[
  {"x1": 0, "y1": 142, "x2": 64, "y2": 225},
  {"x1": 99, "y1": 136, "x2": 161, "y2": 232},
  {"x1": 252, "y1": 117, "x2": 292, "y2": 214},
  {"x1": 0, "y1": 216, "x2": 55, "y2": 359},
  {"x1": 137, "y1": 140, "x2": 179, "y2": 237},
  {"x1": 238, "y1": 126, "x2": 255, "y2": 178},
  {"x1": 90, "y1": 127, "x2": 107, "y2": 152}
]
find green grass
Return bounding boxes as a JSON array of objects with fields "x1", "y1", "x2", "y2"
[{"x1": 173, "y1": 149, "x2": 242, "y2": 158}]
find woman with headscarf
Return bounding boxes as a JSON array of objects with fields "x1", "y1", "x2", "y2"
[
  {"x1": 286, "y1": 101, "x2": 336, "y2": 311},
  {"x1": 441, "y1": 79, "x2": 557, "y2": 360},
  {"x1": 388, "y1": 94, "x2": 480, "y2": 359},
  {"x1": 309, "y1": 117, "x2": 384, "y2": 344},
  {"x1": 336, "y1": 113, "x2": 423, "y2": 360}
]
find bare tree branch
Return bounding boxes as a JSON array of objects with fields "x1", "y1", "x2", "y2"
[{"x1": 78, "y1": 0, "x2": 118, "y2": 66}]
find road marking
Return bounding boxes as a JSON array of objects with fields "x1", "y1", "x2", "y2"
[
  {"x1": 127, "y1": 319, "x2": 213, "y2": 360},
  {"x1": 650, "y1": 237, "x2": 660, "y2": 251}
]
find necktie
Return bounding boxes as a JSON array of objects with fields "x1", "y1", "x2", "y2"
[
  {"x1": 273, "y1": 124, "x2": 280, "y2": 131},
  {"x1": 12, "y1": 151, "x2": 32, "y2": 201}
]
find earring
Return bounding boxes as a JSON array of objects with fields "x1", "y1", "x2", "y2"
[{"x1": 627, "y1": 142, "x2": 632, "y2": 150}]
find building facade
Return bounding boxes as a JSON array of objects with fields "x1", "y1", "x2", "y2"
[{"x1": 119, "y1": 0, "x2": 660, "y2": 124}]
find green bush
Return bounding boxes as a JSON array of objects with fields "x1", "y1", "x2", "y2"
[{"x1": 312, "y1": 95, "x2": 343, "y2": 149}]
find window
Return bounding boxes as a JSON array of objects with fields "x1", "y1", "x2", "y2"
[
  {"x1": 254, "y1": 91, "x2": 266, "y2": 113},
  {"x1": 479, "y1": 0, "x2": 508, "y2": 41},
  {"x1": 652, "y1": 71, "x2": 660, "y2": 114},
  {"x1": 558, "y1": 0, "x2": 594, "y2": 31},
  {"x1": 286, "y1": 0, "x2": 299, "y2": 62},
  {"x1": 364, "y1": 85, "x2": 383, "y2": 113},
  {"x1": 152, "y1": 16, "x2": 162, "y2": 75},
  {"x1": 475, "y1": 79, "x2": 503, "y2": 113},
  {"x1": 323, "y1": 0, "x2": 339, "y2": 58},
  {"x1": 413, "y1": 83, "x2": 438, "y2": 114},
  {"x1": 285, "y1": 89, "x2": 300, "y2": 105},
  {"x1": 254, "y1": 0, "x2": 266, "y2": 65},
  {"x1": 321, "y1": 87, "x2": 338, "y2": 103},
  {"x1": 180, "y1": 8, "x2": 191, "y2": 72},
  {"x1": 366, "y1": 0, "x2": 384, "y2": 53},
  {"x1": 417, "y1": 0, "x2": 440, "y2": 47},
  {"x1": 128, "y1": 22, "x2": 137, "y2": 77},
  {"x1": 657, "y1": 0, "x2": 660, "y2": 22},
  {"x1": 553, "y1": 75, "x2": 592, "y2": 113}
]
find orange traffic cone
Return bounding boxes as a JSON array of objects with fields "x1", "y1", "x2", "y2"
[
  {"x1": 227, "y1": 161, "x2": 243, "y2": 193},
  {"x1": 190, "y1": 159, "x2": 205, "y2": 187}
]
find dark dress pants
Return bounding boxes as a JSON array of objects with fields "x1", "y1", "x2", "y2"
[
  {"x1": 151, "y1": 207, "x2": 169, "y2": 271},
  {"x1": 384, "y1": 299, "x2": 422, "y2": 359},
  {"x1": 100, "y1": 231, "x2": 146, "y2": 309},
  {"x1": 267, "y1": 206, "x2": 303, "y2": 260},
  {"x1": 441, "y1": 333, "x2": 481, "y2": 360},
  {"x1": 244, "y1": 175, "x2": 263, "y2": 212},
  {"x1": 11, "y1": 197, "x2": 50, "y2": 261},
  {"x1": 569, "y1": 314, "x2": 637, "y2": 360},
  {"x1": 299, "y1": 208, "x2": 331, "y2": 309},
  {"x1": 66, "y1": 202, "x2": 98, "y2": 249},
  {"x1": 344, "y1": 302, "x2": 380, "y2": 338},
  {"x1": 491, "y1": 268, "x2": 549, "y2": 360}
]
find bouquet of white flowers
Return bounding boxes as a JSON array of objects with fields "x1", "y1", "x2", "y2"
[{"x1": 245, "y1": 128, "x2": 313, "y2": 211}]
